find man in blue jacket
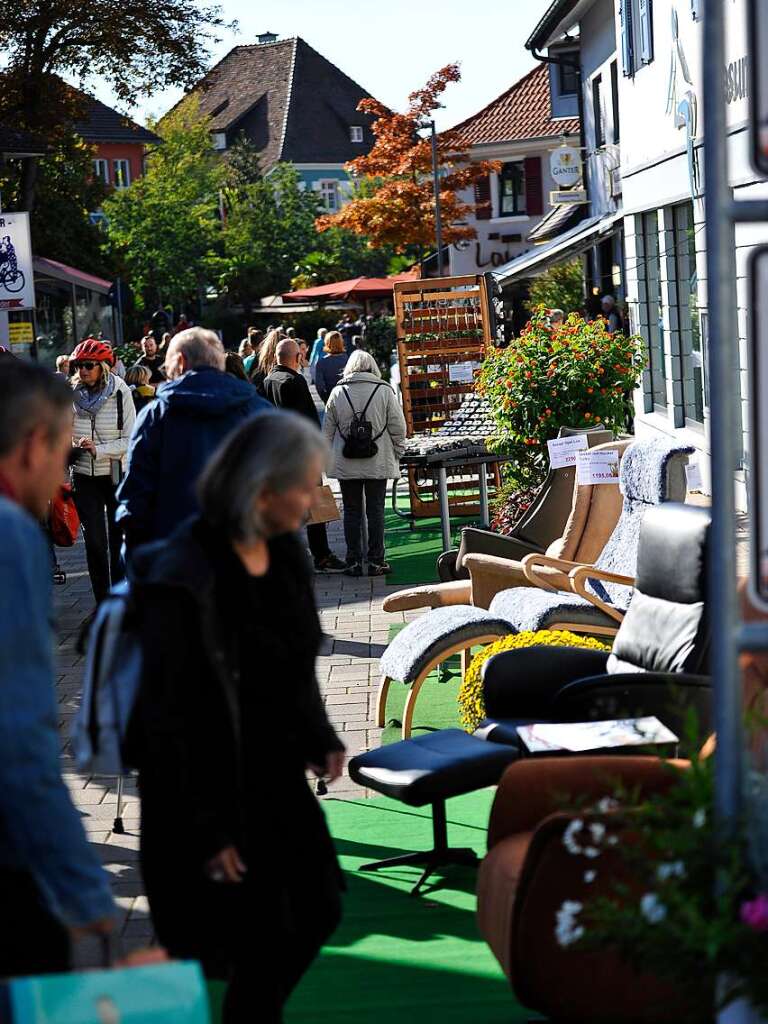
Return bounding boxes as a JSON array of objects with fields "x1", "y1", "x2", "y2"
[
  {"x1": 0, "y1": 360, "x2": 115, "y2": 976},
  {"x1": 117, "y1": 328, "x2": 269, "y2": 553}
]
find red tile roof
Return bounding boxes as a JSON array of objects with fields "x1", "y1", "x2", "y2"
[{"x1": 450, "y1": 63, "x2": 579, "y2": 147}]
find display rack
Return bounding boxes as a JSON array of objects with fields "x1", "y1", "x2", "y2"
[{"x1": 393, "y1": 274, "x2": 501, "y2": 521}]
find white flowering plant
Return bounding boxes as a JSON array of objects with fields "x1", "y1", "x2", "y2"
[{"x1": 555, "y1": 746, "x2": 768, "y2": 1020}]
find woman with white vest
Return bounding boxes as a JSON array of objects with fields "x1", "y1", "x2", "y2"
[
  {"x1": 69, "y1": 338, "x2": 136, "y2": 604},
  {"x1": 322, "y1": 350, "x2": 406, "y2": 577}
]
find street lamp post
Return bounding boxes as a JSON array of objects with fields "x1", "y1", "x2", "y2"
[
  {"x1": 417, "y1": 118, "x2": 445, "y2": 277},
  {"x1": 429, "y1": 120, "x2": 445, "y2": 277}
]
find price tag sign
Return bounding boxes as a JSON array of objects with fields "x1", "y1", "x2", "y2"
[
  {"x1": 547, "y1": 434, "x2": 588, "y2": 470},
  {"x1": 448, "y1": 361, "x2": 474, "y2": 384},
  {"x1": 576, "y1": 449, "x2": 620, "y2": 485},
  {"x1": 685, "y1": 461, "x2": 703, "y2": 491}
]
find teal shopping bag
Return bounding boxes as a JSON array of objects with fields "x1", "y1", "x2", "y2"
[{"x1": 5, "y1": 961, "x2": 209, "y2": 1024}]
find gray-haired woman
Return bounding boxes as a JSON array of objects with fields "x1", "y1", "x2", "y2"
[
  {"x1": 126, "y1": 410, "x2": 345, "y2": 1024},
  {"x1": 322, "y1": 349, "x2": 406, "y2": 576}
]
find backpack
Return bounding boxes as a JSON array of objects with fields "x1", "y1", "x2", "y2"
[
  {"x1": 339, "y1": 382, "x2": 388, "y2": 459},
  {"x1": 71, "y1": 580, "x2": 142, "y2": 776},
  {"x1": 49, "y1": 482, "x2": 80, "y2": 547}
]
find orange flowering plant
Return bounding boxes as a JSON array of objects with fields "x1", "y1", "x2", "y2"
[{"x1": 477, "y1": 306, "x2": 645, "y2": 482}]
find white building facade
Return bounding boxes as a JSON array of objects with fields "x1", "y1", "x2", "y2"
[{"x1": 617, "y1": 0, "x2": 755, "y2": 501}]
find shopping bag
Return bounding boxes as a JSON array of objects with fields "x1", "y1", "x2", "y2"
[
  {"x1": 307, "y1": 484, "x2": 341, "y2": 525},
  {"x1": 49, "y1": 484, "x2": 80, "y2": 547},
  {"x1": 3, "y1": 960, "x2": 210, "y2": 1024}
]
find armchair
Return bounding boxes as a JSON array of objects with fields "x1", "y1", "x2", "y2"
[
  {"x1": 478, "y1": 502, "x2": 711, "y2": 746},
  {"x1": 382, "y1": 427, "x2": 614, "y2": 614}
]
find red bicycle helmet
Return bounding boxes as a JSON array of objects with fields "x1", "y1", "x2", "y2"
[{"x1": 70, "y1": 338, "x2": 114, "y2": 365}]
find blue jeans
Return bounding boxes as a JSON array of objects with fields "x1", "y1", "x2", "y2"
[{"x1": 339, "y1": 479, "x2": 387, "y2": 564}]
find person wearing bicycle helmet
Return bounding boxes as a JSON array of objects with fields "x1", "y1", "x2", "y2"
[{"x1": 69, "y1": 338, "x2": 135, "y2": 605}]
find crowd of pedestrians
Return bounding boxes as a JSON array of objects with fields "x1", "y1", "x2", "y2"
[{"x1": 0, "y1": 311, "x2": 407, "y2": 1021}]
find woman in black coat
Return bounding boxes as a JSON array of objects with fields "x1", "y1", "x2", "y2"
[{"x1": 126, "y1": 411, "x2": 345, "y2": 1024}]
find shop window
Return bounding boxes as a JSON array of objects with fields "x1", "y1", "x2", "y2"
[
  {"x1": 113, "y1": 159, "x2": 131, "y2": 190},
  {"x1": 93, "y1": 159, "x2": 109, "y2": 184},
  {"x1": 640, "y1": 211, "x2": 667, "y2": 410},
  {"x1": 498, "y1": 162, "x2": 526, "y2": 217},
  {"x1": 318, "y1": 180, "x2": 340, "y2": 212},
  {"x1": 672, "y1": 202, "x2": 704, "y2": 426}
]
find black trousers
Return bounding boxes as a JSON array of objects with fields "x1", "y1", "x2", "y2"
[
  {"x1": 0, "y1": 869, "x2": 70, "y2": 979},
  {"x1": 306, "y1": 522, "x2": 332, "y2": 562},
  {"x1": 72, "y1": 473, "x2": 124, "y2": 604},
  {"x1": 339, "y1": 479, "x2": 387, "y2": 564}
]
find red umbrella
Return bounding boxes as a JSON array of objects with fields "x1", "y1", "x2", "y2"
[{"x1": 281, "y1": 272, "x2": 419, "y2": 303}]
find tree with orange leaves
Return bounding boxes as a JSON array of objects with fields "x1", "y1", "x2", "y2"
[{"x1": 316, "y1": 64, "x2": 499, "y2": 254}]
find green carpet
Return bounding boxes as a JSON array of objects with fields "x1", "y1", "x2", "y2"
[
  {"x1": 384, "y1": 509, "x2": 477, "y2": 586},
  {"x1": 285, "y1": 791, "x2": 529, "y2": 1023}
]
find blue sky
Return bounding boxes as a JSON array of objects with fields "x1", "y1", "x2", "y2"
[{"x1": 92, "y1": 0, "x2": 554, "y2": 131}]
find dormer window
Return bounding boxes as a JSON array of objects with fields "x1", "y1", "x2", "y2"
[
  {"x1": 350, "y1": 126, "x2": 364, "y2": 143},
  {"x1": 211, "y1": 132, "x2": 227, "y2": 151}
]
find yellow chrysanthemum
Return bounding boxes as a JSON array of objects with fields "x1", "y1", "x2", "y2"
[{"x1": 457, "y1": 630, "x2": 612, "y2": 732}]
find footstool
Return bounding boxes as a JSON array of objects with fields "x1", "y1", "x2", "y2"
[
  {"x1": 378, "y1": 606, "x2": 513, "y2": 739},
  {"x1": 348, "y1": 729, "x2": 519, "y2": 895}
]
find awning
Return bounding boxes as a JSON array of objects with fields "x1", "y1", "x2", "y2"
[
  {"x1": 33, "y1": 256, "x2": 112, "y2": 294},
  {"x1": 527, "y1": 202, "x2": 585, "y2": 243},
  {"x1": 495, "y1": 210, "x2": 623, "y2": 285},
  {"x1": 282, "y1": 271, "x2": 419, "y2": 303}
]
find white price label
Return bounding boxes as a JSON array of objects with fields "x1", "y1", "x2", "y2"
[
  {"x1": 547, "y1": 434, "x2": 589, "y2": 469},
  {"x1": 685, "y1": 461, "x2": 703, "y2": 491},
  {"x1": 576, "y1": 449, "x2": 620, "y2": 485},
  {"x1": 448, "y1": 361, "x2": 474, "y2": 384}
]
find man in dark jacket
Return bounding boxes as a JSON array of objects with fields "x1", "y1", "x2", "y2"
[
  {"x1": 136, "y1": 335, "x2": 166, "y2": 384},
  {"x1": 117, "y1": 328, "x2": 269, "y2": 553},
  {"x1": 263, "y1": 339, "x2": 345, "y2": 573}
]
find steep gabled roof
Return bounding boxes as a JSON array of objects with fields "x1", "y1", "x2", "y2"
[
  {"x1": 74, "y1": 94, "x2": 160, "y2": 145},
  {"x1": 449, "y1": 63, "x2": 579, "y2": 147},
  {"x1": 167, "y1": 36, "x2": 376, "y2": 170}
]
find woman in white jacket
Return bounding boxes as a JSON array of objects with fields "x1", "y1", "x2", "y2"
[
  {"x1": 69, "y1": 338, "x2": 136, "y2": 604},
  {"x1": 322, "y1": 350, "x2": 406, "y2": 577}
]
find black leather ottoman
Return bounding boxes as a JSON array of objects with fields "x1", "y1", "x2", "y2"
[{"x1": 348, "y1": 729, "x2": 519, "y2": 895}]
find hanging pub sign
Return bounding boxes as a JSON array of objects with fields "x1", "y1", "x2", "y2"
[
  {"x1": 748, "y1": 247, "x2": 768, "y2": 607},
  {"x1": 0, "y1": 212, "x2": 34, "y2": 312},
  {"x1": 550, "y1": 188, "x2": 589, "y2": 205},
  {"x1": 550, "y1": 147, "x2": 582, "y2": 187},
  {"x1": 749, "y1": 0, "x2": 768, "y2": 174}
]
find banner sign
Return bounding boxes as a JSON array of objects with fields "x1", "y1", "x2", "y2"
[
  {"x1": 0, "y1": 213, "x2": 34, "y2": 312},
  {"x1": 547, "y1": 434, "x2": 588, "y2": 469},
  {"x1": 576, "y1": 449, "x2": 620, "y2": 485}
]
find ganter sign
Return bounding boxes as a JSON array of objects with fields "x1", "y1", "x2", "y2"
[
  {"x1": 0, "y1": 212, "x2": 34, "y2": 311},
  {"x1": 549, "y1": 147, "x2": 582, "y2": 187}
]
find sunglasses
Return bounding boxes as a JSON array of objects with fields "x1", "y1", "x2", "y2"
[{"x1": 72, "y1": 361, "x2": 99, "y2": 371}]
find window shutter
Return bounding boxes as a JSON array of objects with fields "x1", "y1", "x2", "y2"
[
  {"x1": 524, "y1": 157, "x2": 543, "y2": 216},
  {"x1": 474, "y1": 175, "x2": 492, "y2": 220},
  {"x1": 638, "y1": 0, "x2": 654, "y2": 64},
  {"x1": 619, "y1": 0, "x2": 634, "y2": 76}
]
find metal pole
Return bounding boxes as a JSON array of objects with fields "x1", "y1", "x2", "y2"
[
  {"x1": 703, "y1": 0, "x2": 743, "y2": 832},
  {"x1": 430, "y1": 121, "x2": 445, "y2": 277}
]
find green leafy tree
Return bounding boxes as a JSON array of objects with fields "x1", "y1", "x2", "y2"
[
  {"x1": 0, "y1": 133, "x2": 111, "y2": 276},
  {"x1": 0, "y1": 0, "x2": 230, "y2": 208},
  {"x1": 526, "y1": 258, "x2": 586, "y2": 315},
  {"x1": 290, "y1": 228, "x2": 411, "y2": 289},
  {"x1": 104, "y1": 100, "x2": 224, "y2": 309},
  {"x1": 217, "y1": 163, "x2": 319, "y2": 314}
]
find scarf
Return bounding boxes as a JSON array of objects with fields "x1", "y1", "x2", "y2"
[{"x1": 73, "y1": 371, "x2": 116, "y2": 419}]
